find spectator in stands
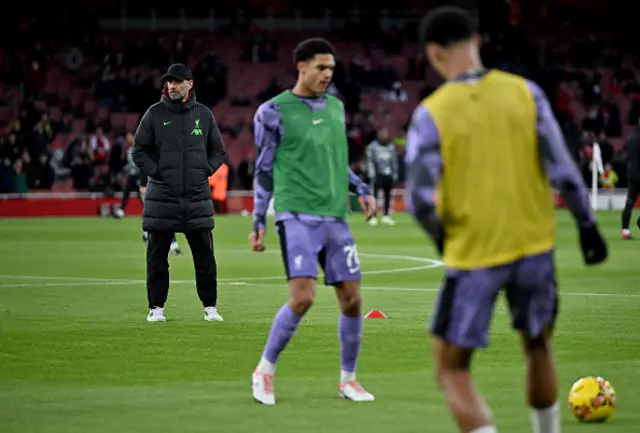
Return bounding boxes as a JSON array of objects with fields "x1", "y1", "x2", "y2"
[
  {"x1": 580, "y1": 69, "x2": 602, "y2": 105},
  {"x1": 10, "y1": 119, "x2": 23, "y2": 143},
  {"x1": 382, "y1": 82, "x2": 408, "y2": 102},
  {"x1": 12, "y1": 159, "x2": 27, "y2": 193},
  {"x1": 0, "y1": 157, "x2": 14, "y2": 193},
  {"x1": 29, "y1": 119, "x2": 52, "y2": 158},
  {"x1": 607, "y1": 76, "x2": 624, "y2": 94},
  {"x1": 108, "y1": 133, "x2": 128, "y2": 175},
  {"x1": 53, "y1": 113, "x2": 73, "y2": 133},
  {"x1": 85, "y1": 115, "x2": 111, "y2": 135},
  {"x1": 4, "y1": 133, "x2": 21, "y2": 162},
  {"x1": 89, "y1": 127, "x2": 110, "y2": 166},
  {"x1": 26, "y1": 152, "x2": 54, "y2": 190},
  {"x1": 602, "y1": 98, "x2": 622, "y2": 137},
  {"x1": 70, "y1": 140, "x2": 94, "y2": 190},
  {"x1": 36, "y1": 113, "x2": 55, "y2": 141},
  {"x1": 597, "y1": 132, "x2": 614, "y2": 164},
  {"x1": 582, "y1": 106, "x2": 604, "y2": 135},
  {"x1": 3, "y1": 20, "x2": 640, "y2": 200},
  {"x1": 49, "y1": 144, "x2": 70, "y2": 182}
]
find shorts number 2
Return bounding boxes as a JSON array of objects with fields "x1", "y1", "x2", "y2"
[{"x1": 343, "y1": 244, "x2": 361, "y2": 274}]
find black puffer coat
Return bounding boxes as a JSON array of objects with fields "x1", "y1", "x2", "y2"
[{"x1": 132, "y1": 89, "x2": 225, "y2": 232}]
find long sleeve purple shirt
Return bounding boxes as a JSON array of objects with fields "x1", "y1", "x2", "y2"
[
  {"x1": 405, "y1": 76, "x2": 594, "y2": 241},
  {"x1": 252, "y1": 94, "x2": 371, "y2": 231}
]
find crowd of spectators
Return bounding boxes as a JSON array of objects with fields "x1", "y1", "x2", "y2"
[{"x1": 1, "y1": 14, "x2": 639, "y2": 195}]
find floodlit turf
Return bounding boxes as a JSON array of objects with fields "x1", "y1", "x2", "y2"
[{"x1": 0, "y1": 211, "x2": 639, "y2": 433}]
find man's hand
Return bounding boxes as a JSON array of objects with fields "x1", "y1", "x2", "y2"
[
  {"x1": 249, "y1": 228, "x2": 266, "y2": 252},
  {"x1": 579, "y1": 224, "x2": 607, "y2": 265},
  {"x1": 358, "y1": 195, "x2": 377, "y2": 221}
]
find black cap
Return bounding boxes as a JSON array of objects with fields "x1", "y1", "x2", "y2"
[{"x1": 161, "y1": 63, "x2": 193, "y2": 82}]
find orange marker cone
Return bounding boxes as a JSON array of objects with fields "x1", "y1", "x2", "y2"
[{"x1": 364, "y1": 309, "x2": 388, "y2": 319}]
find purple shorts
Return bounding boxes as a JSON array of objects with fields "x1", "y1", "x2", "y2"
[
  {"x1": 431, "y1": 250, "x2": 558, "y2": 349},
  {"x1": 275, "y1": 218, "x2": 361, "y2": 285}
]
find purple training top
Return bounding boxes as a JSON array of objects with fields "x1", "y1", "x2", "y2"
[
  {"x1": 252, "y1": 93, "x2": 371, "y2": 232},
  {"x1": 405, "y1": 73, "x2": 594, "y2": 240}
]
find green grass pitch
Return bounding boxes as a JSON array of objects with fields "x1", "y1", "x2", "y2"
[{"x1": 0, "y1": 211, "x2": 638, "y2": 432}]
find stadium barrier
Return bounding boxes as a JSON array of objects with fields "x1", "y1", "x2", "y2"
[{"x1": 1, "y1": 189, "x2": 638, "y2": 217}]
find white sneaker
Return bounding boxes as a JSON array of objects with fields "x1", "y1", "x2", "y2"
[
  {"x1": 381, "y1": 215, "x2": 396, "y2": 226},
  {"x1": 339, "y1": 380, "x2": 375, "y2": 402},
  {"x1": 252, "y1": 369, "x2": 276, "y2": 405},
  {"x1": 169, "y1": 241, "x2": 182, "y2": 255},
  {"x1": 204, "y1": 306, "x2": 223, "y2": 322},
  {"x1": 368, "y1": 217, "x2": 378, "y2": 226},
  {"x1": 147, "y1": 307, "x2": 166, "y2": 322},
  {"x1": 114, "y1": 208, "x2": 125, "y2": 219}
]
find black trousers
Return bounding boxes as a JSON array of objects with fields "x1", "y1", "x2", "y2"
[
  {"x1": 146, "y1": 230, "x2": 218, "y2": 309},
  {"x1": 622, "y1": 180, "x2": 640, "y2": 229},
  {"x1": 121, "y1": 174, "x2": 141, "y2": 212},
  {"x1": 374, "y1": 176, "x2": 394, "y2": 215}
]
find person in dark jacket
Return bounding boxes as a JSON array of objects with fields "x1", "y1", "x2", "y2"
[
  {"x1": 132, "y1": 63, "x2": 226, "y2": 322},
  {"x1": 621, "y1": 121, "x2": 640, "y2": 239}
]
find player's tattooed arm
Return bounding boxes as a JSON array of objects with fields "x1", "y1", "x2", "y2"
[
  {"x1": 529, "y1": 81, "x2": 595, "y2": 228},
  {"x1": 405, "y1": 105, "x2": 445, "y2": 252},
  {"x1": 348, "y1": 168, "x2": 372, "y2": 197},
  {"x1": 252, "y1": 102, "x2": 282, "y2": 232}
]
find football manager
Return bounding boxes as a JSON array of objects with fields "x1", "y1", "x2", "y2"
[{"x1": 133, "y1": 63, "x2": 226, "y2": 323}]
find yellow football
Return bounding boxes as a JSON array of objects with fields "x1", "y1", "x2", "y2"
[{"x1": 568, "y1": 376, "x2": 616, "y2": 422}]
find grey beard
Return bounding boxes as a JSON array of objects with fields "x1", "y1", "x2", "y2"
[{"x1": 169, "y1": 93, "x2": 183, "y2": 101}]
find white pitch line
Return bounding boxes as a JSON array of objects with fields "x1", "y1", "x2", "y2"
[
  {"x1": 0, "y1": 251, "x2": 636, "y2": 298},
  {"x1": 223, "y1": 282, "x2": 640, "y2": 298},
  {"x1": 0, "y1": 275, "x2": 135, "y2": 282},
  {"x1": 0, "y1": 252, "x2": 443, "y2": 283},
  {"x1": 0, "y1": 281, "x2": 137, "y2": 288},
  {"x1": 0, "y1": 277, "x2": 638, "y2": 298}
]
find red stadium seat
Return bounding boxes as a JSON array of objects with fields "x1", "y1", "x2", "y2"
[{"x1": 124, "y1": 113, "x2": 141, "y2": 133}]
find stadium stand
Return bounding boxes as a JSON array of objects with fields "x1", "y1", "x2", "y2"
[{"x1": 1, "y1": 2, "x2": 639, "y2": 195}]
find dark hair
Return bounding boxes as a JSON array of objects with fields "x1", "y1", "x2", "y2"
[
  {"x1": 419, "y1": 6, "x2": 477, "y2": 47},
  {"x1": 293, "y1": 38, "x2": 336, "y2": 63}
]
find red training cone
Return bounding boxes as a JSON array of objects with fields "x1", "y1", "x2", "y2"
[{"x1": 364, "y1": 309, "x2": 388, "y2": 319}]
